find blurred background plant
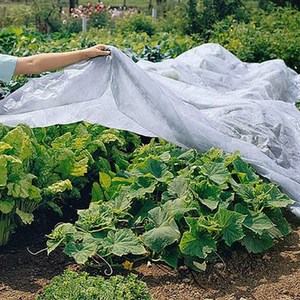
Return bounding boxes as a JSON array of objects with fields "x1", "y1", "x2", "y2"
[{"x1": 0, "y1": 0, "x2": 299, "y2": 73}]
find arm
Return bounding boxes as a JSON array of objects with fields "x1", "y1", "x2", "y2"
[{"x1": 14, "y1": 44, "x2": 110, "y2": 75}]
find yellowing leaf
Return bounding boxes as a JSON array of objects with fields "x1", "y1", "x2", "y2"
[
  {"x1": 0, "y1": 142, "x2": 13, "y2": 154},
  {"x1": 122, "y1": 260, "x2": 133, "y2": 271},
  {"x1": 99, "y1": 172, "x2": 111, "y2": 190},
  {"x1": 45, "y1": 179, "x2": 72, "y2": 195},
  {"x1": 2, "y1": 127, "x2": 33, "y2": 160},
  {"x1": 71, "y1": 157, "x2": 89, "y2": 176},
  {"x1": 16, "y1": 208, "x2": 34, "y2": 225}
]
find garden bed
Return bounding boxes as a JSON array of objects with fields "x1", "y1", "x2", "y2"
[{"x1": 0, "y1": 208, "x2": 299, "y2": 300}]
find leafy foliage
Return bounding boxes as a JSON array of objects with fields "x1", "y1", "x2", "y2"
[
  {"x1": 37, "y1": 270, "x2": 152, "y2": 300},
  {"x1": 210, "y1": 7, "x2": 300, "y2": 72},
  {"x1": 0, "y1": 122, "x2": 140, "y2": 246},
  {"x1": 47, "y1": 143, "x2": 293, "y2": 272},
  {"x1": 116, "y1": 13, "x2": 156, "y2": 36}
]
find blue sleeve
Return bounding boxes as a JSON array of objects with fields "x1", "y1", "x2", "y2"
[{"x1": 0, "y1": 54, "x2": 18, "y2": 83}]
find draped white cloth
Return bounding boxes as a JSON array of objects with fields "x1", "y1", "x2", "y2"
[{"x1": 1, "y1": 43, "x2": 300, "y2": 216}]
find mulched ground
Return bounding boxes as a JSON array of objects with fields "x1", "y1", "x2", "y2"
[{"x1": 0, "y1": 209, "x2": 299, "y2": 300}]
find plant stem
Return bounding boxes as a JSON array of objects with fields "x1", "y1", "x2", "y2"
[{"x1": 0, "y1": 212, "x2": 13, "y2": 246}]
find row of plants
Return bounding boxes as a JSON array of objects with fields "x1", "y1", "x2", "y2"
[
  {"x1": 0, "y1": 116, "x2": 295, "y2": 267},
  {"x1": 0, "y1": 121, "x2": 140, "y2": 246},
  {"x1": 46, "y1": 141, "x2": 294, "y2": 272}
]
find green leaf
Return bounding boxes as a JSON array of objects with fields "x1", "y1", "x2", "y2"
[
  {"x1": 136, "y1": 158, "x2": 173, "y2": 182},
  {"x1": 70, "y1": 135, "x2": 91, "y2": 151},
  {"x1": 265, "y1": 208, "x2": 292, "y2": 237},
  {"x1": 0, "y1": 200, "x2": 14, "y2": 214},
  {"x1": 162, "y1": 199, "x2": 193, "y2": 221},
  {"x1": 214, "y1": 208, "x2": 246, "y2": 246},
  {"x1": 159, "y1": 151, "x2": 171, "y2": 162},
  {"x1": 231, "y1": 183, "x2": 255, "y2": 203},
  {"x1": 99, "y1": 172, "x2": 111, "y2": 191},
  {"x1": 88, "y1": 139, "x2": 107, "y2": 154},
  {"x1": 53, "y1": 148, "x2": 75, "y2": 177},
  {"x1": 224, "y1": 151, "x2": 240, "y2": 166},
  {"x1": 0, "y1": 156, "x2": 8, "y2": 186},
  {"x1": 7, "y1": 174, "x2": 36, "y2": 199},
  {"x1": 47, "y1": 202, "x2": 63, "y2": 217},
  {"x1": 200, "y1": 198, "x2": 219, "y2": 210},
  {"x1": 177, "y1": 149, "x2": 197, "y2": 161},
  {"x1": 16, "y1": 208, "x2": 34, "y2": 225},
  {"x1": 147, "y1": 206, "x2": 171, "y2": 228},
  {"x1": 95, "y1": 157, "x2": 111, "y2": 173},
  {"x1": 64, "y1": 240, "x2": 97, "y2": 264},
  {"x1": 91, "y1": 182, "x2": 104, "y2": 202},
  {"x1": 46, "y1": 223, "x2": 76, "y2": 254},
  {"x1": 76, "y1": 204, "x2": 113, "y2": 232},
  {"x1": 193, "y1": 261, "x2": 207, "y2": 271},
  {"x1": 168, "y1": 176, "x2": 189, "y2": 198},
  {"x1": 100, "y1": 130, "x2": 124, "y2": 145},
  {"x1": 184, "y1": 256, "x2": 207, "y2": 272},
  {"x1": 231, "y1": 156, "x2": 258, "y2": 183},
  {"x1": 129, "y1": 177, "x2": 157, "y2": 198},
  {"x1": 201, "y1": 162, "x2": 230, "y2": 185},
  {"x1": 129, "y1": 199, "x2": 156, "y2": 226},
  {"x1": 28, "y1": 185, "x2": 42, "y2": 200},
  {"x1": 243, "y1": 213, "x2": 275, "y2": 235},
  {"x1": 47, "y1": 238, "x2": 64, "y2": 255},
  {"x1": 161, "y1": 245, "x2": 180, "y2": 269},
  {"x1": 109, "y1": 194, "x2": 132, "y2": 216},
  {"x1": 142, "y1": 224, "x2": 180, "y2": 253},
  {"x1": 201, "y1": 148, "x2": 225, "y2": 163},
  {"x1": 197, "y1": 182, "x2": 221, "y2": 210},
  {"x1": 103, "y1": 229, "x2": 147, "y2": 256},
  {"x1": 266, "y1": 186, "x2": 294, "y2": 208},
  {"x1": 241, "y1": 231, "x2": 274, "y2": 253},
  {"x1": 179, "y1": 230, "x2": 217, "y2": 259}
]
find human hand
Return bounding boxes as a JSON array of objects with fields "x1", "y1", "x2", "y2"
[{"x1": 81, "y1": 44, "x2": 111, "y2": 59}]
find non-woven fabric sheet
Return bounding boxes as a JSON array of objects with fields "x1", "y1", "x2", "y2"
[{"x1": 1, "y1": 43, "x2": 300, "y2": 215}]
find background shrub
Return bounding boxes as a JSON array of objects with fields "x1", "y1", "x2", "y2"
[
  {"x1": 210, "y1": 7, "x2": 300, "y2": 72},
  {"x1": 115, "y1": 13, "x2": 156, "y2": 36}
]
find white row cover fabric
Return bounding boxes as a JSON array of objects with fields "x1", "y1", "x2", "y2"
[{"x1": 0, "y1": 43, "x2": 300, "y2": 216}]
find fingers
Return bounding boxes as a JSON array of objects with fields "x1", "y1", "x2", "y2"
[
  {"x1": 95, "y1": 44, "x2": 108, "y2": 50},
  {"x1": 83, "y1": 44, "x2": 111, "y2": 58},
  {"x1": 98, "y1": 50, "x2": 111, "y2": 56},
  {"x1": 95, "y1": 44, "x2": 111, "y2": 56}
]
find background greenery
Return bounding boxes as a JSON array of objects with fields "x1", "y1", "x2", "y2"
[{"x1": 0, "y1": 0, "x2": 299, "y2": 72}]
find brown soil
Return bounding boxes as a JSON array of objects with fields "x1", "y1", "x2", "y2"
[{"x1": 0, "y1": 209, "x2": 299, "y2": 300}]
